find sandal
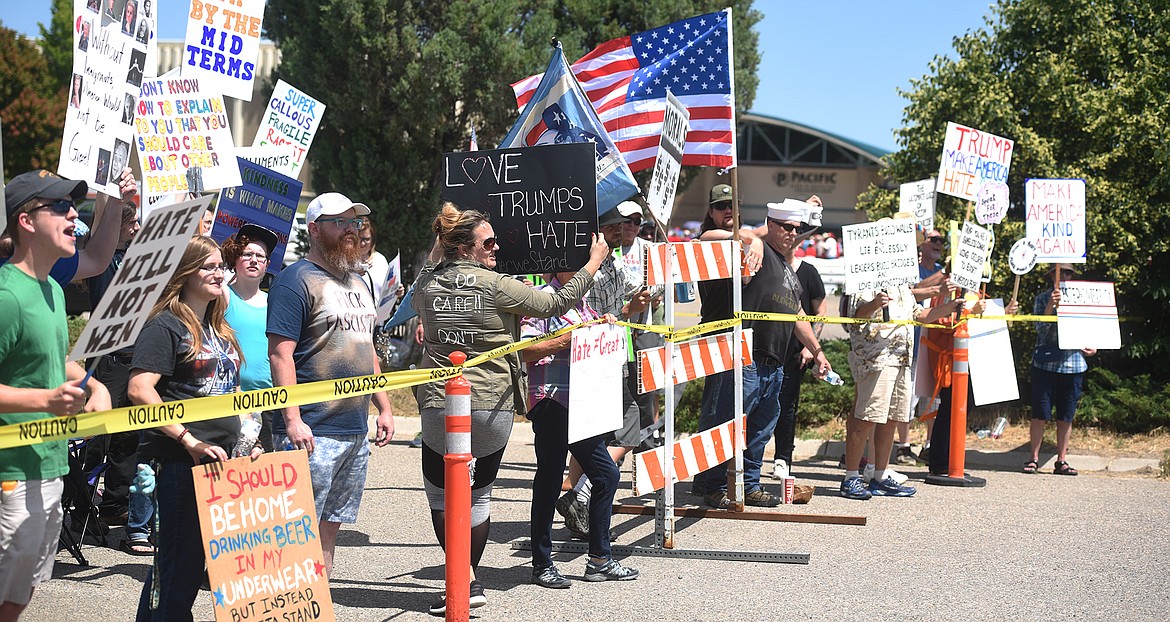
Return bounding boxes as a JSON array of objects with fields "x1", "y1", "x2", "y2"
[
  {"x1": 120, "y1": 539, "x2": 155, "y2": 556},
  {"x1": 1023, "y1": 460, "x2": 1038, "y2": 474},
  {"x1": 1053, "y1": 461, "x2": 1078, "y2": 476}
]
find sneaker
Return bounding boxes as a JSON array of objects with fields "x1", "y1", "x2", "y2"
[
  {"x1": 410, "y1": 431, "x2": 423, "y2": 448},
  {"x1": 839, "y1": 476, "x2": 872, "y2": 500},
  {"x1": 869, "y1": 476, "x2": 917, "y2": 497},
  {"x1": 772, "y1": 459, "x2": 789, "y2": 479},
  {"x1": 583, "y1": 558, "x2": 639, "y2": 582},
  {"x1": 744, "y1": 488, "x2": 781, "y2": 507},
  {"x1": 917, "y1": 446, "x2": 930, "y2": 463},
  {"x1": 555, "y1": 491, "x2": 590, "y2": 536},
  {"x1": 532, "y1": 565, "x2": 572, "y2": 589},
  {"x1": 863, "y1": 465, "x2": 908, "y2": 484},
  {"x1": 894, "y1": 446, "x2": 917, "y2": 466},
  {"x1": 703, "y1": 490, "x2": 730, "y2": 509},
  {"x1": 428, "y1": 595, "x2": 446, "y2": 616},
  {"x1": 469, "y1": 580, "x2": 487, "y2": 608}
]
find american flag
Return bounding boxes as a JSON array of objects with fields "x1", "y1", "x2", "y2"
[{"x1": 512, "y1": 10, "x2": 736, "y2": 173}]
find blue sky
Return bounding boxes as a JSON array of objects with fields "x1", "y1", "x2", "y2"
[{"x1": 3, "y1": 1, "x2": 995, "y2": 152}]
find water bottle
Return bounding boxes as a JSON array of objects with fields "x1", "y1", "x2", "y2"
[
  {"x1": 232, "y1": 414, "x2": 262, "y2": 458},
  {"x1": 991, "y1": 416, "x2": 1008, "y2": 439},
  {"x1": 976, "y1": 429, "x2": 991, "y2": 439},
  {"x1": 822, "y1": 370, "x2": 844, "y2": 386},
  {"x1": 674, "y1": 282, "x2": 695, "y2": 303}
]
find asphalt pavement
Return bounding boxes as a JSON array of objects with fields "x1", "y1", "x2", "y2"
[{"x1": 27, "y1": 416, "x2": 1170, "y2": 621}]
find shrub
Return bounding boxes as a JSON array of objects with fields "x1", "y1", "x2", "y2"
[{"x1": 1077, "y1": 368, "x2": 1170, "y2": 434}]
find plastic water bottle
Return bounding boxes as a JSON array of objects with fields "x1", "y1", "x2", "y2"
[
  {"x1": 822, "y1": 370, "x2": 844, "y2": 386},
  {"x1": 233, "y1": 414, "x2": 262, "y2": 458},
  {"x1": 991, "y1": 416, "x2": 1008, "y2": 439},
  {"x1": 976, "y1": 429, "x2": 991, "y2": 439}
]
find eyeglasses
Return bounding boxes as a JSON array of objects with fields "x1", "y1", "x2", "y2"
[
  {"x1": 480, "y1": 237, "x2": 498, "y2": 250},
  {"x1": 239, "y1": 252, "x2": 268, "y2": 263},
  {"x1": 768, "y1": 219, "x2": 800, "y2": 232},
  {"x1": 199, "y1": 263, "x2": 227, "y2": 273},
  {"x1": 31, "y1": 199, "x2": 75, "y2": 216},
  {"x1": 316, "y1": 217, "x2": 367, "y2": 230},
  {"x1": 358, "y1": 237, "x2": 372, "y2": 244}
]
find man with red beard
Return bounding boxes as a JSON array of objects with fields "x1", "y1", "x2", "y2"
[{"x1": 267, "y1": 192, "x2": 395, "y2": 576}]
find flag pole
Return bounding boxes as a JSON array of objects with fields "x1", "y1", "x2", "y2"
[{"x1": 724, "y1": 6, "x2": 745, "y2": 513}]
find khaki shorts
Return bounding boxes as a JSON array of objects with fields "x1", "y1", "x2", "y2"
[
  {"x1": 852, "y1": 365, "x2": 912, "y2": 424},
  {"x1": 0, "y1": 478, "x2": 64, "y2": 605}
]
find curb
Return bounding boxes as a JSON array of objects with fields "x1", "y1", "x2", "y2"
[{"x1": 792, "y1": 439, "x2": 1161, "y2": 473}]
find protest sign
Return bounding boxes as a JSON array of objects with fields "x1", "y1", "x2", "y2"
[
  {"x1": 1009, "y1": 238, "x2": 1038, "y2": 275},
  {"x1": 935, "y1": 122, "x2": 1014, "y2": 201},
  {"x1": 975, "y1": 180, "x2": 1009, "y2": 225},
  {"x1": 1025, "y1": 178, "x2": 1086, "y2": 263},
  {"x1": 950, "y1": 221, "x2": 991, "y2": 292},
  {"x1": 1, "y1": 116, "x2": 6, "y2": 236},
  {"x1": 645, "y1": 91, "x2": 690, "y2": 226},
  {"x1": 59, "y1": 0, "x2": 154, "y2": 198},
  {"x1": 252, "y1": 80, "x2": 325, "y2": 179},
  {"x1": 210, "y1": 158, "x2": 301, "y2": 274},
  {"x1": 1057, "y1": 281, "x2": 1120, "y2": 350},
  {"x1": 193, "y1": 451, "x2": 336, "y2": 622},
  {"x1": 376, "y1": 253, "x2": 402, "y2": 324},
  {"x1": 967, "y1": 298, "x2": 1020, "y2": 406},
  {"x1": 441, "y1": 142, "x2": 598, "y2": 275},
  {"x1": 134, "y1": 77, "x2": 241, "y2": 199},
  {"x1": 841, "y1": 219, "x2": 919, "y2": 294},
  {"x1": 235, "y1": 144, "x2": 299, "y2": 175},
  {"x1": 899, "y1": 178, "x2": 935, "y2": 232},
  {"x1": 69, "y1": 195, "x2": 211, "y2": 361},
  {"x1": 568, "y1": 323, "x2": 626, "y2": 444},
  {"x1": 182, "y1": 0, "x2": 265, "y2": 100}
]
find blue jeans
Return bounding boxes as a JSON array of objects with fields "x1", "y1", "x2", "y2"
[
  {"x1": 136, "y1": 459, "x2": 205, "y2": 622},
  {"x1": 528, "y1": 399, "x2": 619, "y2": 567},
  {"x1": 693, "y1": 362, "x2": 785, "y2": 495},
  {"x1": 126, "y1": 486, "x2": 154, "y2": 542}
]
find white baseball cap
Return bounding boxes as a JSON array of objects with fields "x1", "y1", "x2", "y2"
[{"x1": 305, "y1": 192, "x2": 370, "y2": 223}]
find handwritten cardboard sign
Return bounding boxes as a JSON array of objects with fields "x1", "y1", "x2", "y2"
[
  {"x1": 951, "y1": 221, "x2": 992, "y2": 292},
  {"x1": 69, "y1": 195, "x2": 211, "y2": 361},
  {"x1": 975, "y1": 180, "x2": 1009, "y2": 225},
  {"x1": 1057, "y1": 281, "x2": 1120, "y2": 350},
  {"x1": 645, "y1": 91, "x2": 690, "y2": 226},
  {"x1": 252, "y1": 80, "x2": 325, "y2": 180},
  {"x1": 193, "y1": 451, "x2": 336, "y2": 622},
  {"x1": 1025, "y1": 178, "x2": 1086, "y2": 263},
  {"x1": 899, "y1": 178, "x2": 935, "y2": 232},
  {"x1": 1008, "y1": 238, "x2": 1038, "y2": 275},
  {"x1": 568, "y1": 323, "x2": 625, "y2": 444},
  {"x1": 134, "y1": 77, "x2": 241, "y2": 199},
  {"x1": 210, "y1": 158, "x2": 302, "y2": 274},
  {"x1": 441, "y1": 142, "x2": 598, "y2": 276},
  {"x1": 967, "y1": 298, "x2": 1019, "y2": 405},
  {"x1": 182, "y1": 0, "x2": 265, "y2": 100},
  {"x1": 841, "y1": 219, "x2": 919, "y2": 294},
  {"x1": 936, "y1": 122, "x2": 1014, "y2": 201},
  {"x1": 59, "y1": 0, "x2": 154, "y2": 198}
]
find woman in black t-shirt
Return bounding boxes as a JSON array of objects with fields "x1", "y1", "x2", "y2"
[{"x1": 127, "y1": 235, "x2": 254, "y2": 621}]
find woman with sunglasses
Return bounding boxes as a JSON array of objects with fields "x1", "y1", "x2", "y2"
[
  {"x1": 127, "y1": 236, "x2": 259, "y2": 621},
  {"x1": 412, "y1": 202, "x2": 610, "y2": 615}
]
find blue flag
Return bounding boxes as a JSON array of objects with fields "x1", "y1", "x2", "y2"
[{"x1": 500, "y1": 45, "x2": 639, "y2": 218}]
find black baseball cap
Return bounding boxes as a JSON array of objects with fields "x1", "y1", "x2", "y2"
[
  {"x1": 5, "y1": 170, "x2": 88, "y2": 217},
  {"x1": 237, "y1": 223, "x2": 280, "y2": 255}
]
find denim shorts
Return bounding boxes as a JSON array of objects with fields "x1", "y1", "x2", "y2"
[{"x1": 274, "y1": 433, "x2": 369, "y2": 523}]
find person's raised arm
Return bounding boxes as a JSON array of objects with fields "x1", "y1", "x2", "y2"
[{"x1": 75, "y1": 168, "x2": 137, "y2": 280}]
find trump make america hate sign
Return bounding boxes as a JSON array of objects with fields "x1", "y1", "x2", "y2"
[{"x1": 936, "y1": 122, "x2": 1014, "y2": 202}]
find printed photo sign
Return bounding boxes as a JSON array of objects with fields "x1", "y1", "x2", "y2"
[
  {"x1": 936, "y1": 122, "x2": 1014, "y2": 201},
  {"x1": 182, "y1": 0, "x2": 265, "y2": 100},
  {"x1": 841, "y1": 219, "x2": 919, "y2": 294}
]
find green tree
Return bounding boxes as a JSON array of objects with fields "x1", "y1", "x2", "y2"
[
  {"x1": 856, "y1": 0, "x2": 1169, "y2": 381},
  {"x1": 264, "y1": 0, "x2": 760, "y2": 272},
  {"x1": 39, "y1": 0, "x2": 74, "y2": 93},
  {"x1": 0, "y1": 23, "x2": 65, "y2": 180}
]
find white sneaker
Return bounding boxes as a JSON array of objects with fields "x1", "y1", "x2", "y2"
[
  {"x1": 772, "y1": 459, "x2": 789, "y2": 479},
  {"x1": 863, "y1": 465, "x2": 908, "y2": 484}
]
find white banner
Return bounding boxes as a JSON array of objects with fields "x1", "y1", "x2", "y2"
[
  {"x1": 181, "y1": 0, "x2": 266, "y2": 100},
  {"x1": 951, "y1": 221, "x2": 991, "y2": 292},
  {"x1": 252, "y1": 80, "x2": 325, "y2": 180},
  {"x1": 1057, "y1": 281, "x2": 1120, "y2": 350},
  {"x1": 841, "y1": 220, "x2": 919, "y2": 295},
  {"x1": 645, "y1": 91, "x2": 690, "y2": 226},
  {"x1": 967, "y1": 298, "x2": 1019, "y2": 405},
  {"x1": 376, "y1": 253, "x2": 402, "y2": 324},
  {"x1": 899, "y1": 178, "x2": 935, "y2": 232},
  {"x1": 1025, "y1": 178, "x2": 1086, "y2": 264},
  {"x1": 568, "y1": 323, "x2": 626, "y2": 444},
  {"x1": 234, "y1": 144, "x2": 298, "y2": 174},
  {"x1": 69, "y1": 195, "x2": 212, "y2": 361},
  {"x1": 936, "y1": 122, "x2": 1014, "y2": 201}
]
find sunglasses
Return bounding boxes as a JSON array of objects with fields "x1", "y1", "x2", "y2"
[
  {"x1": 710, "y1": 203, "x2": 734, "y2": 211},
  {"x1": 480, "y1": 237, "x2": 498, "y2": 250},
  {"x1": 31, "y1": 199, "x2": 75, "y2": 216},
  {"x1": 926, "y1": 237, "x2": 945, "y2": 245},
  {"x1": 767, "y1": 219, "x2": 800, "y2": 232}
]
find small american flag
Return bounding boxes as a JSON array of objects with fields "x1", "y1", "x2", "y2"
[{"x1": 512, "y1": 10, "x2": 736, "y2": 172}]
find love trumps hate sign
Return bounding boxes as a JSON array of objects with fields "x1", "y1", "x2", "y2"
[{"x1": 441, "y1": 143, "x2": 599, "y2": 276}]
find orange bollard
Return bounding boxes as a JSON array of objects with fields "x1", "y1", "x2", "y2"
[
  {"x1": 444, "y1": 351, "x2": 472, "y2": 622},
  {"x1": 947, "y1": 321, "x2": 970, "y2": 479}
]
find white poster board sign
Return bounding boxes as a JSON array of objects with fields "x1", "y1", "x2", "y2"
[
  {"x1": 181, "y1": 0, "x2": 265, "y2": 100},
  {"x1": 645, "y1": 91, "x2": 690, "y2": 226},
  {"x1": 568, "y1": 323, "x2": 626, "y2": 443},
  {"x1": 899, "y1": 178, "x2": 935, "y2": 232},
  {"x1": 234, "y1": 144, "x2": 299, "y2": 174},
  {"x1": 134, "y1": 77, "x2": 241, "y2": 199},
  {"x1": 1008, "y1": 238, "x2": 1038, "y2": 275},
  {"x1": 1025, "y1": 178, "x2": 1086, "y2": 263},
  {"x1": 375, "y1": 253, "x2": 402, "y2": 323},
  {"x1": 967, "y1": 298, "x2": 1019, "y2": 406},
  {"x1": 936, "y1": 122, "x2": 1014, "y2": 201},
  {"x1": 59, "y1": 0, "x2": 154, "y2": 198},
  {"x1": 252, "y1": 80, "x2": 325, "y2": 180},
  {"x1": 975, "y1": 180, "x2": 1009, "y2": 225},
  {"x1": 951, "y1": 221, "x2": 991, "y2": 291},
  {"x1": 841, "y1": 219, "x2": 919, "y2": 295},
  {"x1": 69, "y1": 195, "x2": 212, "y2": 361},
  {"x1": 1057, "y1": 281, "x2": 1120, "y2": 350}
]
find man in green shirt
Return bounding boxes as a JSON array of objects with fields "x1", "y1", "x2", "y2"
[{"x1": 1, "y1": 170, "x2": 111, "y2": 620}]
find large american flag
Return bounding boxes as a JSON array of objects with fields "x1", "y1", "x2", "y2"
[{"x1": 512, "y1": 10, "x2": 736, "y2": 173}]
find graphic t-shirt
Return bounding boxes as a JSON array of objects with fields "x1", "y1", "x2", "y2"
[
  {"x1": 132, "y1": 311, "x2": 242, "y2": 463},
  {"x1": 699, "y1": 242, "x2": 802, "y2": 363},
  {"x1": 0, "y1": 264, "x2": 68, "y2": 480},
  {"x1": 267, "y1": 259, "x2": 377, "y2": 435}
]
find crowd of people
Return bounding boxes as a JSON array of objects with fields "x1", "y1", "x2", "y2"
[{"x1": 0, "y1": 169, "x2": 1094, "y2": 619}]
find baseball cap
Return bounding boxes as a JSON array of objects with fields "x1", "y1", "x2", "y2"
[
  {"x1": 237, "y1": 223, "x2": 280, "y2": 255},
  {"x1": 615, "y1": 200, "x2": 643, "y2": 220},
  {"x1": 5, "y1": 169, "x2": 87, "y2": 217},
  {"x1": 305, "y1": 192, "x2": 370, "y2": 223},
  {"x1": 709, "y1": 184, "x2": 733, "y2": 205},
  {"x1": 598, "y1": 207, "x2": 634, "y2": 226}
]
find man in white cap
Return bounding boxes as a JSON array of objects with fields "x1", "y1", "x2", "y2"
[
  {"x1": 266, "y1": 192, "x2": 395, "y2": 576},
  {"x1": 692, "y1": 197, "x2": 832, "y2": 508}
]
